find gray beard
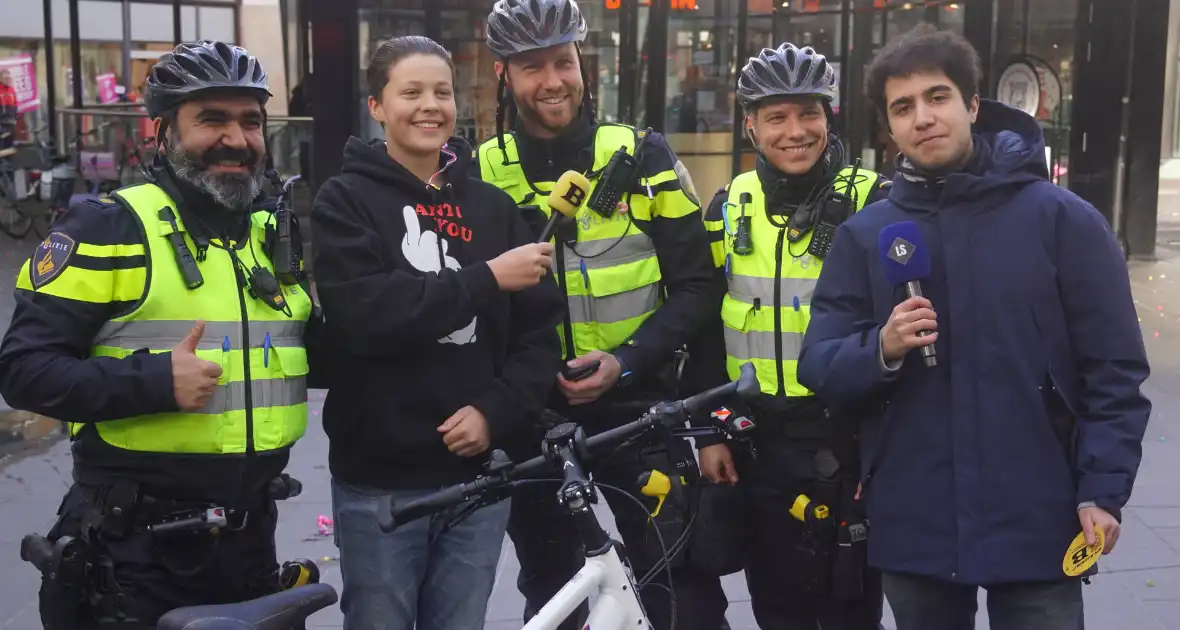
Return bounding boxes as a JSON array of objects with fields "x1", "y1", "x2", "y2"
[{"x1": 166, "y1": 142, "x2": 264, "y2": 212}]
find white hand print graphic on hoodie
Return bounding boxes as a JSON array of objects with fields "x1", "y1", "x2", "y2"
[{"x1": 401, "y1": 205, "x2": 477, "y2": 345}]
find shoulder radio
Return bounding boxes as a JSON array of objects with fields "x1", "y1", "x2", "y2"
[
  {"x1": 806, "y1": 191, "x2": 853, "y2": 260},
  {"x1": 267, "y1": 175, "x2": 306, "y2": 286},
  {"x1": 586, "y1": 145, "x2": 641, "y2": 218}
]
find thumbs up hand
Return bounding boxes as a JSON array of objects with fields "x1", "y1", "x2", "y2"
[
  {"x1": 402, "y1": 206, "x2": 442, "y2": 274},
  {"x1": 171, "y1": 320, "x2": 224, "y2": 411}
]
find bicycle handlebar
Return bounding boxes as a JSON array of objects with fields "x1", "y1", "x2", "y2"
[{"x1": 381, "y1": 363, "x2": 759, "y2": 532}]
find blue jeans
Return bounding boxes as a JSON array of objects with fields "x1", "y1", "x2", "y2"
[
  {"x1": 883, "y1": 571, "x2": 1084, "y2": 630},
  {"x1": 331, "y1": 478, "x2": 511, "y2": 630}
]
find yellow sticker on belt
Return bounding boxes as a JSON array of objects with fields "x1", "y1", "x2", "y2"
[{"x1": 1063, "y1": 528, "x2": 1104, "y2": 576}]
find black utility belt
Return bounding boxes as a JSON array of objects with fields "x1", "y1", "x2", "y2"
[{"x1": 78, "y1": 473, "x2": 301, "y2": 539}]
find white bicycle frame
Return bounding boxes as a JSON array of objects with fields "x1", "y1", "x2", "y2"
[{"x1": 522, "y1": 540, "x2": 649, "y2": 630}]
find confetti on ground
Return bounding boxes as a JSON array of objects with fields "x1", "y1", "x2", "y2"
[
  {"x1": 1155, "y1": 331, "x2": 1161, "y2": 338},
  {"x1": 1146, "y1": 579, "x2": 1156, "y2": 587},
  {"x1": 317, "y1": 514, "x2": 334, "y2": 536},
  {"x1": 1159, "y1": 305, "x2": 1165, "y2": 311},
  {"x1": 1160, "y1": 437, "x2": 1167, "y2": 442},
  {"x1": 321, "y1": 555, "x2": 339, "y2": 563}
]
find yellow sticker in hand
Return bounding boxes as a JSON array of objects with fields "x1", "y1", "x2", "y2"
[{"x1": 1063, "y1": 527, "x2": 1104, "y2": 576}]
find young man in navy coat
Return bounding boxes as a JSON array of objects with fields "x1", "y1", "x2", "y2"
[{"x1": 797, "y1": 24, "x2": 1151, "y2": 629}]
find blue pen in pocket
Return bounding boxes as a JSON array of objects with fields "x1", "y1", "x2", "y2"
[
  {"x1": 264, "y1": 332, "x2": 271, "y2": 368},
  {"x1": 579, "y1": 259, "x2": 590, "y2": 288},
  {"x1": 792, "y1": 295, "x2": 801, "y2": 312},
  {"x1": 222, "y1": 335, "x2": 230, "y2": 352}
]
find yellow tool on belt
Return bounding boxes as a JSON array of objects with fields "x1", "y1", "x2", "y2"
[
  {"x1": 637, "y1": 470, "x2": 686, "y2": 518},
  {"x1": 279, "y1": 558, "x2": 320, "y2": 589},
  {"x1": 789, "y1": 494, "x2": 831, "y2": 524}
]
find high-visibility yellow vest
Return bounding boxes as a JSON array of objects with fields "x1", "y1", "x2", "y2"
[
  {"x1": 72, "y1": 183, "x2": 312, "y2": 454},
  {"x1": 713, "y1": 166, "x2": 879, "y2": 397},
  {"x1": 477, "y1": 124, "x2": 673, "y2": 359}
]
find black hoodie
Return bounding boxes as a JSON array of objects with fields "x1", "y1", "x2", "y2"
[{"x1": 310, "y1": 136, "x2": 566, "y2": 490}]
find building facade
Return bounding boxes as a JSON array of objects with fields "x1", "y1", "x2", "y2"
[
  {"x1": 293, "y1": 0, "x2": 1169, "y2": 258},
  {"x1": 13, "y1": 0, "x2": 237, "y2": 135}
]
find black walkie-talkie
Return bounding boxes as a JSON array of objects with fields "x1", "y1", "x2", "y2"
[
  {"x1": 271, "y1": 176, "x2": 304, "y2": 285},
  {"x1": 586, "y1": 145, "x2": 641, "y2": 218},
  {"x1": 807, "y1": 192, "x2": 852, "y2": 259}
]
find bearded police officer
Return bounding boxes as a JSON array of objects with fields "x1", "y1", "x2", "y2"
[
  {"x1": 0, "y1": 40, "x2": 315, "y2": 627},
  {"x1": 695, "y1": 44, "x2": 890, "y2": 629},
  {"x1": 474, "y1": 1, "x2": 726, "y2": 629}
]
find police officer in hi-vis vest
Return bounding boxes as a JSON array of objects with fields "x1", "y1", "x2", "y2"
[
  {"x1": 473, "y1": 1, "x2": 727, "y2": 629},
  {"x1": 695, "y1": 44, "x2": 891, "y2": 629},
  {"x1": 0, "y1": 40, "x2": 316, "y2": 627}
]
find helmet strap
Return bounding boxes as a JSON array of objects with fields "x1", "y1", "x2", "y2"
[
  {"x1": 495, "y1": 71, "x2": 510, "y2": 165},
  {"x1": 575, "y1": 44, "x2": 595, "y2": 122}
]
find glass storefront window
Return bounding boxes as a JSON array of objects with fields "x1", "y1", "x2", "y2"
[
  {"x1": 662, "y1": 0, "x2": 741, "y2": 199},
  {"x1": 992, "y1": 0, "x2": 1075, "y2": 185},
  {"x1": 580, "y1": 1, "x2": 623, "y2": 123},
  {"x1": 357, "y1": 1, "x2": 632, "y2": 145},
  {"x1": 340, "y1": 0, "x2": 1081, "y2": 193},
  {"x1": 784, "y1": 11, "x2": 842, "y2": 59}
]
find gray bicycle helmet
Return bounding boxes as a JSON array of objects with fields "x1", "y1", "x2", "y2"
[
  {"x1": 145, "y1": 40, "x2": 271, "y2": 118},
  {"x1": 737, "y1": 43, "x2": 837, "y2": 110},
  {"x1": 486, "y1": 0, "x2": 588, "y2": 59}
]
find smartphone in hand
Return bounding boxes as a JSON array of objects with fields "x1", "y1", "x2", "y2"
[{"x1": 563, "y1": 360, "x2": 601, "y2": 382}]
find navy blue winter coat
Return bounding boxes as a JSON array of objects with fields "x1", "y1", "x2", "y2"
[{"x1": 796, "y1": 99, "x2": 1151, "y2": 584}]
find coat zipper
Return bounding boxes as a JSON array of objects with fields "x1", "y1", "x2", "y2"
[
  {"x1": 232, "y1": 256, "x2": 256, "y2": 456},
  {"x1": 774, "y1": 229, "x2": 786, "y2": 396}
]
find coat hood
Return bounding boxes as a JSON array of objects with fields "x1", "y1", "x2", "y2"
[
  {"x1": 890, "y1": 99, "x2": 1050, "y2": 211},
  {"x1": 339, "y1": 135, "x2": 475, "y2": 200}
]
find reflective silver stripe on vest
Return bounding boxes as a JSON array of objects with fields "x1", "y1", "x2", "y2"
[
  {"x1": 563, "y1": 234, "x2": 655, "y2": 272},
  {"x1": 95, "y1": 320, "x2": 306, "y2": 351},
  {"x1": 195, "y1": 376, "x2": 308, "y2": 415},
  {"x1": 723, "y1": 328, "x2": 804, "y2": 362},
  {"x1": 567, "y1": 284, "x2": 660, "y2": 325},
  {"x1": 727, "y1": 275, "x2": 818, "y2": 305}
]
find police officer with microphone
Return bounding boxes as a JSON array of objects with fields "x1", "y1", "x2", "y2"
[
  {"x1": 695, "y1": 43, "x2": 890, "y2": 629},
  {"x1": 474, "y1": 1, "x2": 725, "y2": 629}
]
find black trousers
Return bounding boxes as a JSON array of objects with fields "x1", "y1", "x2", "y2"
[
  {"x1": 733, "y1": 421, "x2": 885, "y2": 630},
  {"x1": 38, "y1": 483, "x2": 282, "y2": 628},
  {"x1": 506, "y1": 433, "x2": 730, "y2": 630}
]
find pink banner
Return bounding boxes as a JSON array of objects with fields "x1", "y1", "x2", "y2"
[
  {"x1": 96, "y1": 73, "x2": 119, "y2": 104},
  {"x1": 0, "y1": 55, "x2": 39, "y2": 113}
]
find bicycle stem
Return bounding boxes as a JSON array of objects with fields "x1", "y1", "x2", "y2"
[{"x1": 547, "y1": 432, "x2": 613, "y2": 555}]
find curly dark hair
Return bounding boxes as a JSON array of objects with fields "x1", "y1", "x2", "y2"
[{"x1": 864, "y1": 23, "x2": 982, "y2": 125}]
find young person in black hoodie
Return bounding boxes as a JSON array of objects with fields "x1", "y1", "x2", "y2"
[{"x1": 310, "y1": 36, "x2": 566, "y2": 630}]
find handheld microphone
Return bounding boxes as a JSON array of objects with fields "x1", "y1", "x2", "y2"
[
  {"x1": 878, "y1": 221, "x2": 937, "y2": 367},
  {"x1": 538, "y1": 171, "x2": 591, "y2": 243}
]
